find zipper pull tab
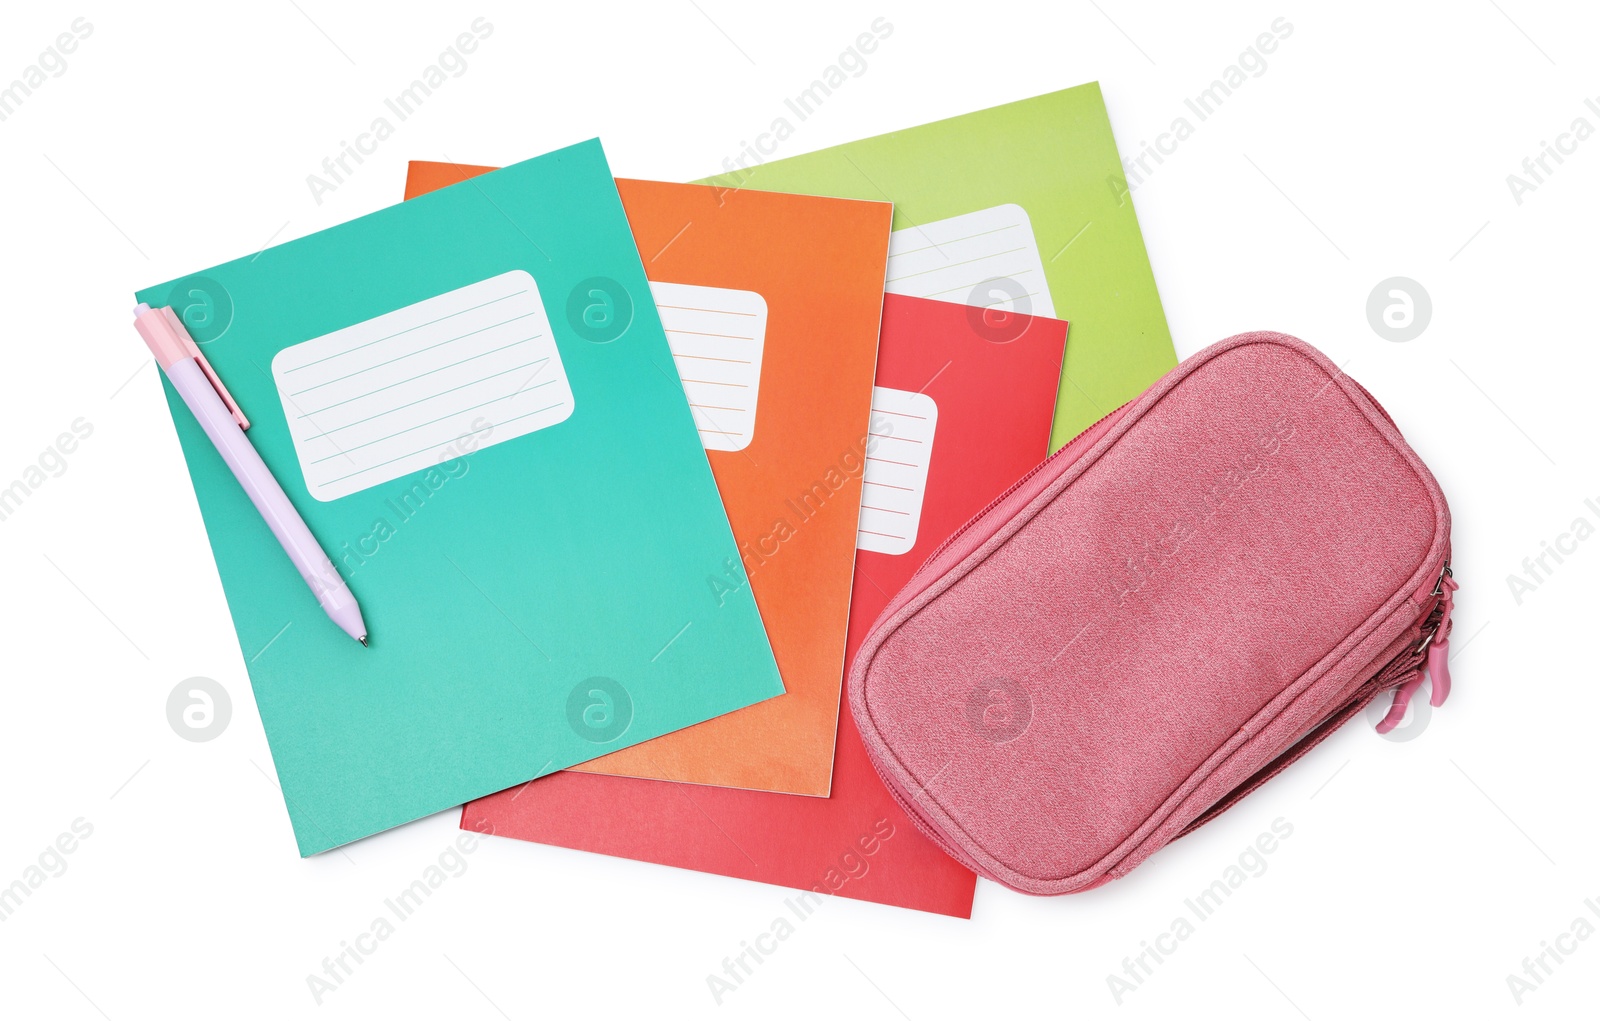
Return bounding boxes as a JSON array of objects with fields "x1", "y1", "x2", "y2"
[
  {"x1": 1375, "y1": 564, "x2": 1455, "y2": 734},
  {"x1": 1425, "y1": 572, "x2": 1457, "y2": 707},
  {"x1": 1375, "y1": 673, "x2": 1424, "y2": 734}
]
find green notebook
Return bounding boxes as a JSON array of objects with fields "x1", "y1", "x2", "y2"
[
  {"x1": 136, "y1": 139, "x2": 782, "y2": 855},
  {"x1": 699, "y1": 82, "x2": 1177, "y2": 450}
]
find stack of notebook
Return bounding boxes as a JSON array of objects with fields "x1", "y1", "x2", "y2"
[{"x1": 135, "y1": 82, "x2": 1175, "y2": 918}]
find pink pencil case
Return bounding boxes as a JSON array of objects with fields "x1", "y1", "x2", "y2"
[{"x1": 848, "y1": 332, "x2": 1456, "y2": 895}]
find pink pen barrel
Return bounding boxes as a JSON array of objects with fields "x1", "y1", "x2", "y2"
[{"x1": 135, "y1": 305, "x2": 367, "y2": 645}]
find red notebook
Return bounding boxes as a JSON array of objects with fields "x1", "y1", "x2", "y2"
[{"x1": 463, "y1": 293, "x2": 1069, "y2": 916}]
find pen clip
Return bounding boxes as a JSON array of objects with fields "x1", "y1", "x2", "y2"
[{"x1": 159, "y1": 307, "x2": 250, "y2": 430}]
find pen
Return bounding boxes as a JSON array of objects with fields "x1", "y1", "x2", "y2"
[{"x1": 133, "y1": 303, "x2": 368, "y2": 647}]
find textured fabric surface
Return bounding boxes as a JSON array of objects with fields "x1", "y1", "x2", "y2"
[{"x1": 849, "y1": 332, "x2": 1451, "y2": 894}]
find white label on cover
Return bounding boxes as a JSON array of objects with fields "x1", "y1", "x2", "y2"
[
  {"x1": 271, "y1": 270, "x2": 574, "y2": 501},
  {"x1": 650, "y1": 281, "x2": 768, "y2": 452},
  {"x1": 884, "y1": 203, "x2": 1056, "y2": 319},
  {"x1": 856, "y1": 386, "x2": 938, "y2": 556}
]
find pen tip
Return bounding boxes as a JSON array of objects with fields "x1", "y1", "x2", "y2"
[{"x1": 358, "y1": 635, "x2": 368, "y2": 647}]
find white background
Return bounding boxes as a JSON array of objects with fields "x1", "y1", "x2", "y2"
[{"x1": 2, "y1": 1, "x2": 1596, "y2": 1017}]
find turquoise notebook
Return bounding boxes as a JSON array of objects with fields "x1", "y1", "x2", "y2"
[{"x1": 135, "y1": 139, "x2": 783, "y2": 855}]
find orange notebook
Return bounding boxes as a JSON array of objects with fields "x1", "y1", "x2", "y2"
[{"x1": 407, "y1": 162, "x2": 890, "y2": 795}]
